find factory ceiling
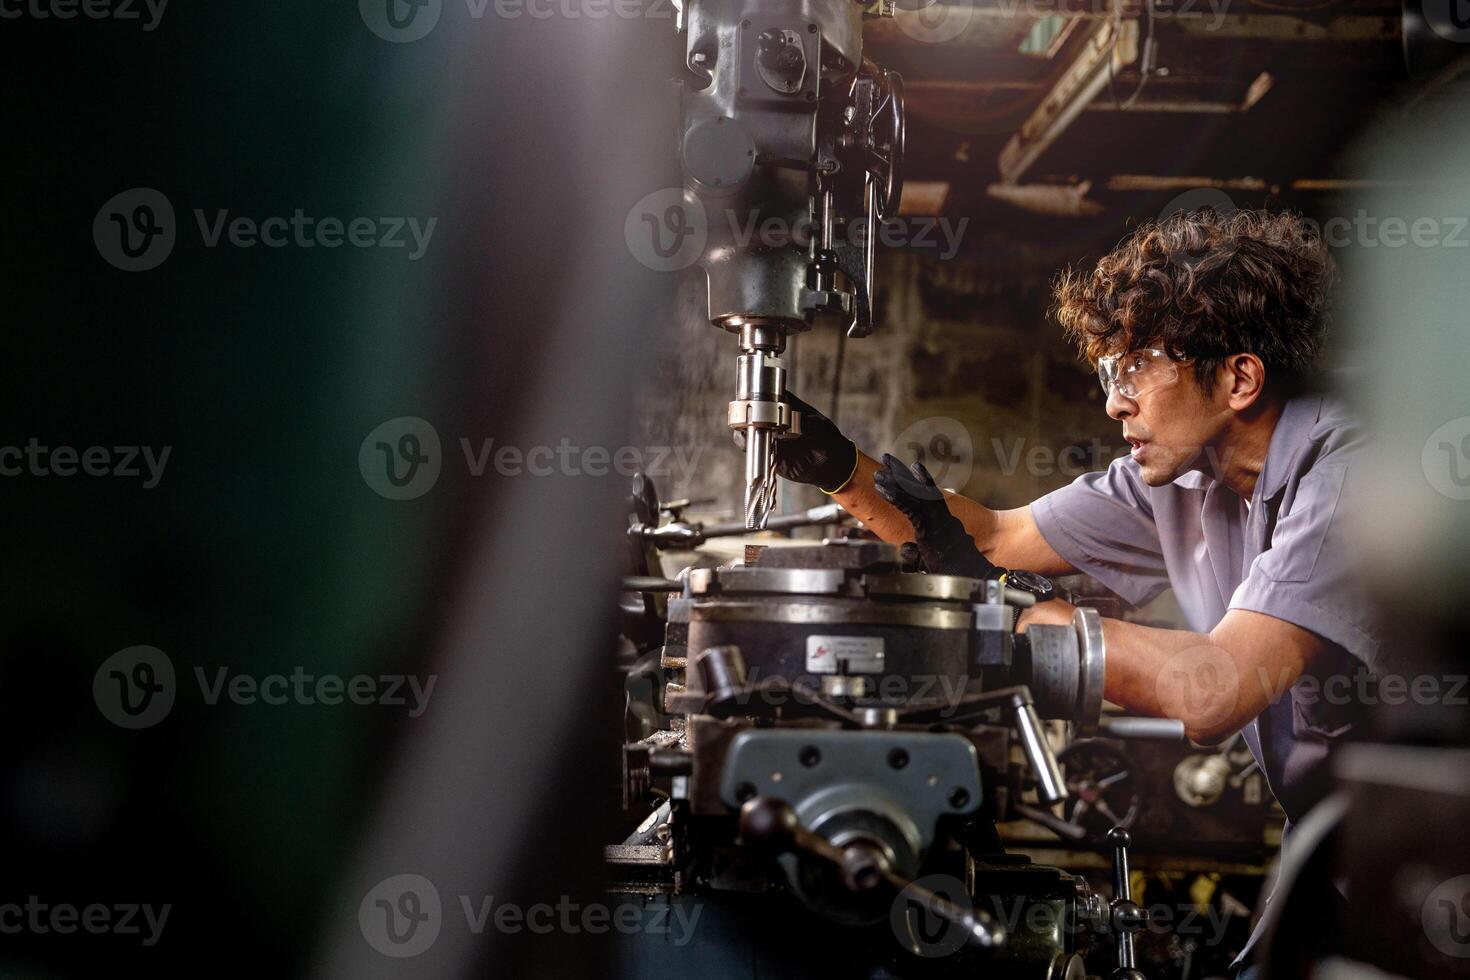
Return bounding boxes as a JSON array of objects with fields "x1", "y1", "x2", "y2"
[{"x1": 865, "y1": 0, "x2": 1464, "y2": 223}]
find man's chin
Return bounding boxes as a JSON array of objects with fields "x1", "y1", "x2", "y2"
[{"x1": 1135, "y1": 458, "x2": 1185, "y2": 487}]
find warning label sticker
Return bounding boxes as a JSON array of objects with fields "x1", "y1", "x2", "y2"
[{"x1": 805, "y1": 635, "x2": 886, "y2": 674}]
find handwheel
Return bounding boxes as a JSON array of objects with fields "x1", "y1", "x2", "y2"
[
  {"x1": 866, "y1": 68, "x2": 905, "y2": 219},
  {"x1": 1058, "y1": 740, "x2": 1140, "y2": 840}
]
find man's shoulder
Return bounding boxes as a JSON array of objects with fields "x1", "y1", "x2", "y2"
[{"x1": 1294, "y1": 389, "x2": 1369, "y2": 468}]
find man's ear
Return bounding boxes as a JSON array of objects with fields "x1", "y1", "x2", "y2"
[{"x1": 1220, "y1": 353, "x2": 1266, "y2": 411}]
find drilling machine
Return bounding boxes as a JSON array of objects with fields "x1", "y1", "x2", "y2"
[
  {"x1": 676, "y1": 0, "x2": 903, "y2": 527},
  {"x1": 606, "y1": 2, "x2": 1171, "y2": 976}
]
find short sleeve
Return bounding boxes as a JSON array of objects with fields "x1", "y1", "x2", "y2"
[
  {"x1": 1229, "y1": 436, "x2": 1384, "y2": 672},
  {"x1": 1031, "y1": 457, "x2": 1171, "y2": 606}
]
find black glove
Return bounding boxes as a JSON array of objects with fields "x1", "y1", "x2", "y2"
[
  {"x1": 735, "y1": 391, "x2": 857, "y2": 492},
  {"x1": 873, "y1": 453, "x2": 999, "y2": 579}
]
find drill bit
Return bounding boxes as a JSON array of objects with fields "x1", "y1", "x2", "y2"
[{"x1": 743, "y1": 430, "x2": 779, "y2": 529}]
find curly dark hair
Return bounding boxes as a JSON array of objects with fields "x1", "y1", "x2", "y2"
[{"x1": 1051, "y1": 209, "x2": 1335, "y2": 394}]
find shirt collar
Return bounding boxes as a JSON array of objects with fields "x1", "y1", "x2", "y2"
[
  {"x1": 1166, "y1": 390, "x2": 1326, "y2": 499},
  {"x1": 1256, "y1": 390, "x2": 1325, "y2": 502}
]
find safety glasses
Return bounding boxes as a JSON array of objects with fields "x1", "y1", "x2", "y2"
[{"x1": 1097, "y1": 348, "x2": 1187, "y2": 401}]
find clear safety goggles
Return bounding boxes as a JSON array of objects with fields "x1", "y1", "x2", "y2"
[{"x1": 1097, "y1": 348, "x2": 1187, "y2": 401}]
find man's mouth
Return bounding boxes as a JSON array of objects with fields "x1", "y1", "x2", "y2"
[{"x1": 1126, "y1": 435, "x2": 1148, "y2": 460}]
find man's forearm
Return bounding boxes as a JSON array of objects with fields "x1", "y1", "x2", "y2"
[
  {"x1": 834, "y1": 451, "x2": 1001, "y2": 550},
  {"x1": 1019, "y1": 600, "x2": 1315, "y2": 744},
  {"x1": 833, "y1": 451, "x2": 1071, "y2": 573}
]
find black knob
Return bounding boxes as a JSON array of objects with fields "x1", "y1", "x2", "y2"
[{"x1": 737, "y1": 796, "x2": 798, "y2": 850}]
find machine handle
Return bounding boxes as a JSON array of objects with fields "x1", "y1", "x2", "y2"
[
  {"x1": 737, "y1": 796, "x2": 1005, "y2": 951},
  {"x1": 1013, "y1": 802, "x2": 1088, "y2": 841},
  {"x1": 1097, "y1": 717, "x2": 1187, "y2": 741},
  {"x1": 1008, "y1": 691, "x2": 1068, "y2": 805},
  {"x1": 1107, "y1": 827, "x2": 1149, "y2": 980}
]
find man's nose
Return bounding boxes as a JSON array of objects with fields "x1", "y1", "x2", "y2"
[{"x1": 1105, "y1": 385, "x2": 1135, "y2": 421}]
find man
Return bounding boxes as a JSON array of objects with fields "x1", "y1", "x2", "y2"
[{"x1": 772, "y1": 209, "x2": 1380, "y2": 972}]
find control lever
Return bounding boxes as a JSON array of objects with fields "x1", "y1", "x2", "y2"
[
  {"x1": 1107, "y1": 827, "x2": 1149, "y2": 980},
  {"x1": 898, "y1": 686, "x2": 1068, "y2": 806},
  {"x1": 628, "y1": 502, "x2": 847, "y2": 550},
  {"x1": 1013, "y1": 802, "x2": 1088, "y2": 841},
  {"x1": 1006, "y1": 690, "x2": 1068, "y2": 805},
  {"x1": 737, "y1": 797, "x2": 1005, "y2": 951},
  {"x1": 1097, "y1": 717, "x2": 1186, "y2": 741}
]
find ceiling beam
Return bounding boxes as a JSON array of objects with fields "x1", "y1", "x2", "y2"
[
  {"x1": 996, "y1": 17, "x2": 1139, "y2": 183},
  {"x1": 865, "y1": 8, "x2": 1399, "y2": 43}
]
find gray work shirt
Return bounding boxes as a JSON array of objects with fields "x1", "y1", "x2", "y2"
[
  {"x1": 1032, "y1": 389, "x2": 1383, "y2": 824},
  {"x1": 1032, "y1": 390, "x2": 1383, "y2": 964},
  {"x1": 1032, "y1": 391, "x2": 1384, "y2": 963}
]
